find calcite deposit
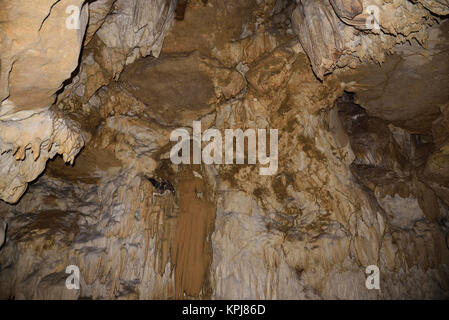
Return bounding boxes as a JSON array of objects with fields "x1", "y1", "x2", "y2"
[{"x1": 0, "y1": 0, "x2": 448, "y2": 300}]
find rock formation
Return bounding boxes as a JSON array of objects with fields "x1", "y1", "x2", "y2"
[{"x1": 0, "y1": 0, "x2": 448, "y2": 299}]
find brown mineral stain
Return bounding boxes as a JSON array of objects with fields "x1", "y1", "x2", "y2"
[
  {"x1": 171, "y1": 167, "x2": 215, "y2": 299},
  {"x1": 46, "y1": 147, "x2": 122, "y2": 184}
]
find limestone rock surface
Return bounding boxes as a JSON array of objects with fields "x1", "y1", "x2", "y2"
[{"x1": 0, "y1": 0, "x2": 448, "y2": 300}]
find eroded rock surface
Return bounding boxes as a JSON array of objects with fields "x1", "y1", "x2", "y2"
[
  {"x1": 0, "y1": 0, "x2": 90, "y2": 203},
  {"x1": 291, "y1": 0, "x2": 446, "y2": 79},
  {"x1": 0, "y1": 0, "x2": 448, "y2": 300}
]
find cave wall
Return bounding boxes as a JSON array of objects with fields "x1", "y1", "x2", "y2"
[{"x1": 0, "y1": 0, "x2": 448, "y2": 299}]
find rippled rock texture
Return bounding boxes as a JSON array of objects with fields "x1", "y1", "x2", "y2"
[{"x1": 0, "y1": 0, "x2": 448, "y2": 299}]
